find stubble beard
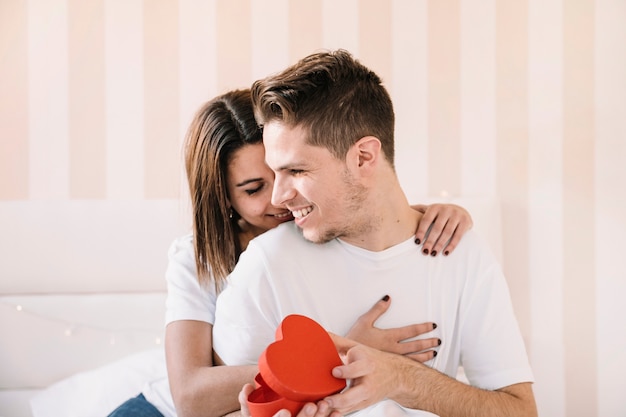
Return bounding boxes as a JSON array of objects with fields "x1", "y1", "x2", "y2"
[{"x1": 303, "y1": 168, "x2": 371, "y2": 244}]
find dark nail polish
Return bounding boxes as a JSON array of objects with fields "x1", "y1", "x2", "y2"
[
  {"x1": 438, "y1": 339, "x2": 442, "y2": 346},
  {"x1": 423, "y1": 248, "x2": 429, "y2": 255},
  {"x1": 444, "y1": 250, "x2": 449, "y2": 256},
  {"x1": 433, "y1": 323, "x2": 437, "y2": 330},
  {"x1": 381, "y1": 295, "x2": 390, "y2": 302},
  {"x1": 430, "y1": 250, "x2": 437, "y2": 257},
  {"x1": 414, "y1": 238, "x2": 421, "y2": 245},
  {"x1": 433, "y1": 350, "x2": 438, "y2": 357}
]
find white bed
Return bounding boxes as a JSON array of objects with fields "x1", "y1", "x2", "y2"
[
  {"x1": 0, "y1": 293, "x2": 169, "y2": 417},
  {"x1": 0, "y1": 197, "x2": 502, "y2": 417}
]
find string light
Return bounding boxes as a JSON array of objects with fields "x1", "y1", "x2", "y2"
[{"x1": 1, "y1": 299, "x2": 163, "y2": 346}]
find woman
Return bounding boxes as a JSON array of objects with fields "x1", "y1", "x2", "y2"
[{"x1": 108, "y1": 90, "x2": 472, "y2": 417}]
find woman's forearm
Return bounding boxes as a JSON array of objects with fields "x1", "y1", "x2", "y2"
[{"x1": 172, "y1": 364, "x2": 257, "y2": 417}]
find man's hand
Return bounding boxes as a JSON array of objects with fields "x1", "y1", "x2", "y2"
[
  {"x1": 326, "y1": 335, "x2": 538, "y2": 417},
  {"x1": 324, "y1": 335, "x2": 413, "y2": 415}
]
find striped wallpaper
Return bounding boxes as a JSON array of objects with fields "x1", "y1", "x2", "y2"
[{"x1": 1, "y1": 1, "x2": 625, "y2": 416}]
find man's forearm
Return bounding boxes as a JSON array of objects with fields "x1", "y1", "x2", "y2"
[{"x1": 392, "y1": 359, "x2": 537, "y2": 417}]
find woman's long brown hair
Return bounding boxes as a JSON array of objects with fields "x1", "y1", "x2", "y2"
[{"x1": 183, "y1": 89, "x2": 262, "y2": 287}]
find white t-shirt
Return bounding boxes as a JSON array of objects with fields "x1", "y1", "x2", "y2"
[
  {"x1": 213, "y1": 222, "x2": 534, "y2": 416},
  {"x1": 163, "y1": 233, "x2": 220, "y2": 326},
  {"x1": 143, "y1": 233, "x2": 220, "y2": 417}
]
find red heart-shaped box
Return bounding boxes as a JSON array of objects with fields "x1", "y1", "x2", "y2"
[{"x1": 247, "y1": 315, "x2": 346, "y2": 417}]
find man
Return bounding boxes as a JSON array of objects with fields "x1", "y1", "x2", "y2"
[{"x1": 213, "y1": 49, "x2": 537, "y2": 417}]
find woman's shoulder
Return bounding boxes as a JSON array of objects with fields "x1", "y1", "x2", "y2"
[
  {"x1": 166, "y1": 232, "x2": 196, "y2": 270},
  {"x1": 167, "y1": 232, "x2": 194, "y2": 255},
  {"x1": 165, "y1": 232, "x2": 217, "y2": 293}
]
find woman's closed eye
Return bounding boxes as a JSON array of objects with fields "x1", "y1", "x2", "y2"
[{"x1": 245, "y1": 184, "x2": 264, "y2": 195}]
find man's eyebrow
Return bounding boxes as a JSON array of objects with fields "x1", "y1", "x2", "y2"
[
  {"x1": 275, "y1": 162, "x2": 306, "y2": 172},
  {"x1": 235, "y1": 177, "x2": 263, "y2": 187}
]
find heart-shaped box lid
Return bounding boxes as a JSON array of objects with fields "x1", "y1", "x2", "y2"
[{"x1": 247, "y1": 315, "x2": 346, "y2": 417}]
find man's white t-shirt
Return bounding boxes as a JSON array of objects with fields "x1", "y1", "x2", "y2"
[
  {"x1": 143, "y1": 233, "x2": 219, "y2": 417},
  {"x1": 213, "y1": 222, "x2": 533, "y2": 416}
]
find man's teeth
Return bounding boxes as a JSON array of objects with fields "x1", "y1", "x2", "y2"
[
  {"x1": 274, "y1": 211, "x2": 291, "y2": 219},
  {"x1": 292, "y1": 206, "x2": 313, "y2": 219}
]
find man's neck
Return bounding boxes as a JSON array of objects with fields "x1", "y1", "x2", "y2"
[{"x1": 340, "y1": 186, "x2": 422, "y2": 252}]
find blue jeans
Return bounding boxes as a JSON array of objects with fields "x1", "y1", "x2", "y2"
[{"x1": 107, "y1": 394, "x2": 165, "y2": 417}]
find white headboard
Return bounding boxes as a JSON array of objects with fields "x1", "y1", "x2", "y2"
[{"x1": 0, "y1": 200, "x2": 190, "y2": 294}]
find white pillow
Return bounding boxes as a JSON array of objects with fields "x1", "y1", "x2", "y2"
[{"x1": 30, "y1": 348, "x2": 167, "y2": 417}]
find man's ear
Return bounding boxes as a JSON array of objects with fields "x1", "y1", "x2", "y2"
[{"x1": 354, "y1": 136, "x2": 381, "y2": 169}]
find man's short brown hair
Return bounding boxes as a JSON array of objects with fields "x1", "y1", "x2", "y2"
[{"x1": 251, "y1": 49, "x2": 395, "y2": 165}]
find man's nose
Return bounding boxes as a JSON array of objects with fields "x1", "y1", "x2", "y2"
[{"x1": 271, "y1": 175, "x2": 296, "y2": 206}]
